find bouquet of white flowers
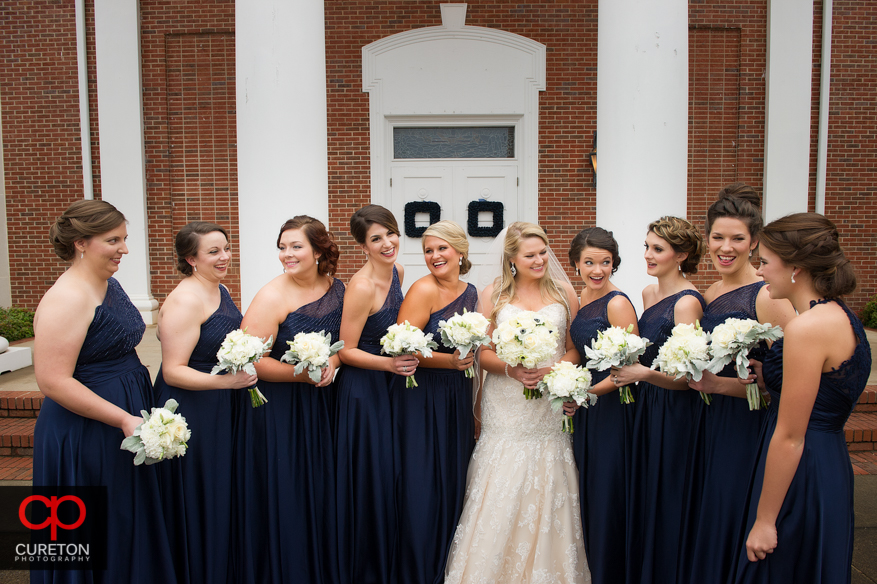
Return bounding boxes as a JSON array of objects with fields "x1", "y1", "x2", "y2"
[
  {"x1": 281, "y1": 330, "x2": 344, "y2": 383},
  {"x1": 380, "y1": 321, "x2": 439, "y2": 388},
  {"x1": 651, "y1": 321, "x2": 713, "y2": 404},
  {"x1": 437, "y1": 309, "x2": 491, "y2": 378},
  {"x1": 536, "y1": 361, "x2": 597, "y2": 433},
  {"x1": 583, "y1": 324, "x2": 651, "y2": 404},
  {"x1": 492, "y1": 311, "x2": 560, "y2": 399},
  {"x1": 120, "y1": 399, "x2": 190, "y2": 465},
  {"x1": 706, "y1": 318, "x2": 783, "y2": 410},
  {"x1": 211, "y1": 328, "x2": 273, "y2": 408}
]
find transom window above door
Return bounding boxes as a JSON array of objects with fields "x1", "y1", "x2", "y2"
[{"x1": 393, "y1": 126, "x2": 515, "y2": 159}]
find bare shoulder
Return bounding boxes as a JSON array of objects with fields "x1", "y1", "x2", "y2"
[
  {"x1": 347, "y1": 273, "x2": 377, "y2": 297},
  {"x1": 395, "y1": 262, "x2": 406, "y2": 285},
  {"x1": 641, "y1": 283, "x2": 659, "y2": 307},
  {"x1": 703, "y1": 280, "x2": 722, "y2": 304}
]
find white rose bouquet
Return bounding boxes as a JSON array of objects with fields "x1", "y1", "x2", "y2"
[
  {"x1": 583, "y1": 324, "x2": 651, "y2": 404},
  {"x1": 651, "y1": 321, "x2": 713, "y2": 404},
  {"x1": 492, "y1": 310, "x2": 560, "y2": 399},
  {"x1": 211, "y1": 328, "x2": 273, "y2": 408},
  {"x1": 380, "y1": 321, "x2": 439, "y2": 388},
  {"x1": 437, "y1": 309, "x2": 491, "y2": 378},
  {"x1": 120, "y1": 399, "x2": 190, "y2": 465},
  {"x1": 706, "y1": 318, "x2": 783, "y2": 410},
  {"x1": 281, "y1": 330, "x2": 344, "y2": 383},
  {"x1": 536, "y1": 361, "x2": 597, "y2": 433}
]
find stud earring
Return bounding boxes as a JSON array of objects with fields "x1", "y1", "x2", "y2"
[{"x1": 510, "y1": 263, "x2": 517, "y2": 277}]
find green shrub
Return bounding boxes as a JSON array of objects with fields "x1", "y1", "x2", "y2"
[
  {"x1": 863, "y1": 294, "x2": 877, "y2": 329},
  {"x1": 0, "y1": 306, "x2": 35, "y2": 342}
]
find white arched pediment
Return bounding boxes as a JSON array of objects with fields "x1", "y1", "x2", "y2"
[{"x1": 362, "y1": 4, "x2": 546, "y2": 217}]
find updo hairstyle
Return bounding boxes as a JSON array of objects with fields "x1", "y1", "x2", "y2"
[
  {"x1": 760, "y1": 213, "x2": 856, "y2": 298},
  {"x1": 568, "y1": 227, "x2": 621, "y2": 274},
  {"x1": 174, "y1": 222, "x2": 230, "y2": 276},
  {"x1": 278, "y1": 216, "x2": 339, "y2": 277},
  {"x1": 350, "y1": 205, "x2": 400, "y2": 245},
  {"x1": 706, "y1": 182, "x2": 763, "y2": 238},
  {"x1": 422, "y1": 220, "x2": 472, "y2": 275},
  {"x1": 648, "y1": 216, "x2": 706, "y2": 275},
  {"x1": 49, "y1": 200, "x2": 126, "y2": 261}
]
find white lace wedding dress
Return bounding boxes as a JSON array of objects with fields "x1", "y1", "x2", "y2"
[{"x1": 445, "y1": 303, "x2": 590, "y2": 584}]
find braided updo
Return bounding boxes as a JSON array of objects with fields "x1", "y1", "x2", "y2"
[
  {"x1": 49, "y1": 200, "x2": 126, "y2": 261},
  {"x1": 760, "y1": 213, "x2": 856, "y2": 298},
  {"x1": 647, "y1": 216, "x2": 706, "y2": 275}
]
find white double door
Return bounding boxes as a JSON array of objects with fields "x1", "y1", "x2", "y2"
[{"x1": 389, "y1": 162, "x2": 520, "y2": 293}]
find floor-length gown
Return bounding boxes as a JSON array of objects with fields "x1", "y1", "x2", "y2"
[
  {"x1": 154, "y1": 284, "x2": 240, "y2": 584},
  {"x1": 233, "y1": 278, "x2": 344, "y2": 584},
  {"x1": 445, "y1": 303, "x2": 590, "y2": 584},
  {"x1": 31, "y1": 277, "x2": 176, "y2": 584},
  {"x1": 677, "y1": 282, "x2": 767, "y2": 584},
  {"x1": 570, "y1": 291, "x2": 636, "y2": 584},
  {"x1": 626, "y1": 289, "x2": 705, "y2": 584},
  {"x1": 391, "y1": 283, "x2": 477, "y2": 584},
  {"x1": 335, "y1": 267, "x2": 403, "y2": 584},
  {"x1": 733, "y1": 299, "x2": 871, "y2": 584}
]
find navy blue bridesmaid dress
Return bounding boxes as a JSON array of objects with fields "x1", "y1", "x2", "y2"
[
  {"x1": 391, "y1": 283, "x2": 477, "y2": 584},
  {"x1": 32, "y1": 277, "x2": 176, "y2": 584},
  {"x1": 233, "y1": 278, "x2": 345, "y2": 584},
  {"x1": 626, "y1": 289, "x2": 705, "y2": 584},
  {"x1": 678, "y1": 281, "x2": 768, "y2": 584},
  {"x1": 734, "y1": 299, "x2": 871, "y2": 584},
  {"x1": 335, "y1": 266, "x2": 403, "y2": 584},
  {"x1": 570, "y1": 290, "x2": 637, "y2": 584},
  {"x1": 153, "y1": 284, "x2": 240, "y2": 584}
]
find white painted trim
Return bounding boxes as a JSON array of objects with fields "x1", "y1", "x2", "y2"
[
  {"x1": 815, "y1": 0, "x2": 832, "y2": 215},
  {"x1": 0, "y1": 89, "x2": 10, "y2": 309},
  {"x1": 362, "y1": 7, "x2": 546, "y2": 223},
  {"x1": 75, "y1": 0, "x2": 93, "y2": 200}
]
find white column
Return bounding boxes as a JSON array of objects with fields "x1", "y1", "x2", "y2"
[
  {"x1": 236, "y1": 0, "x2": 329, "y2": 311},
  {"x1": 763, "y1": 0, "x2": 813, "y2": 222},
  {"x1": 597, "y1": 0, "x2": 689, "y2": 314},
  {"x1": 93, "y1": 0, "x2": 158, "y2": 323}
]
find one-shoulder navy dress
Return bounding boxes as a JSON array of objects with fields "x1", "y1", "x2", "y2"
[
  {"x1": 678, "y1": 282, "x2": 768, "y2": 584},
  {"x1": 734, "y1": 299, "x2": 871, "y2": 584},
  {"x1": 233, "y1": 278, "x2": 345, "y2": 584},
  {"x1": 32, "y1": 277, "x2": 176, "y2": 584},
  {"x1": 391, "y1": 283, "x2": 477, "y2": 584},
  {"x1": 154, "y1": 284, "x2": 241, "y2": 584},
  {"x1": 335, "y1": 266, "x2": 403, "y2": 584},
  {"x1": 626, "y1": 289, "x2": 705, "y2": 584},
  {"x1": 570, "y1": 290, "x2": 637, "y2": 584}
]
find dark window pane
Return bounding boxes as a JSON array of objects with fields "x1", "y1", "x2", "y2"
[{"x1": 394, "y1": 126, "x2": 515, "y2": 159}]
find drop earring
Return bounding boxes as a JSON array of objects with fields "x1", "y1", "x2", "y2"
[
  {"x1": 316, "y1": 259, "x2": 319, "y2": 266},
  {"x1": 194, "y1": 265, "x2": 197, "y2": 273},
  {"x1": 510, "y1": 263, "x2": 517, "y2": 277},
  {"x1": 458, "y1": 257, "x2": 462, "y2": 266},
  {"x1": 80, "y1": 252, "x2": 83, "y2": 260},
  {"x1": 575, "y1": 267, "x2": 580, "y2": 276},
  {"x1": 791, "y1": 272, "x2": 796, "y2": 284}
]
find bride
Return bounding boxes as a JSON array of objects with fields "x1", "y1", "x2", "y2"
[{"x1": 445, "y1": 222, "x2": 591, "y2": 584}]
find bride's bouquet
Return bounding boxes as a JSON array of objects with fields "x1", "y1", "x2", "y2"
[
  {"x1": 706, "y1": 318, "x2": 783, "y2": 410},
  {"x1": 212, "y1": 328, "x2": 273, "y2": 408},
  {"x1": 380, "y1": 321, "x2": 438, "y2": 388},
  {"x1": 492, "y1": 311, "x2": 560, "y2": 399},
  {"x1": 651, "y1": 321, "x2": 713, "y2": 404},
  {"x1": 281, "y1": 330, "x2": 344, "y2": 383},
  {"x1": 120, "y1": 399, "x2": 190, "y2": 465},
  {"x1": 437, "y1": 309, "x2": 491, "y2": 378},
  {"x1": 583, "y1": 324, "x2": 651, "y2": 405},
  {"x1": 536, "y1": 361, "x2": 597, "y2": 433}
]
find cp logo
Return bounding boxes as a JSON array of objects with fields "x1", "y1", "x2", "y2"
[{"x1": 19, "y1": 495, "x2": 87, "y2": 541}]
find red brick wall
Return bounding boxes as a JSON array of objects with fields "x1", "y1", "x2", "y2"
[
  {"x1": 0, "y1": 1, "x2": 88, "y2": 309},
  {"x1": 823, "y1": 0, "x2": 877, "y2": 313},
  {"x1": 139, "y1": 1, "x2": 238, "y2": 306},
  {"x1": 324, "y1": 1, "x2": 599, "y2": 285},
  {"x1": 2, "y1": 0, "x2": 874, "y2": 314}
]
